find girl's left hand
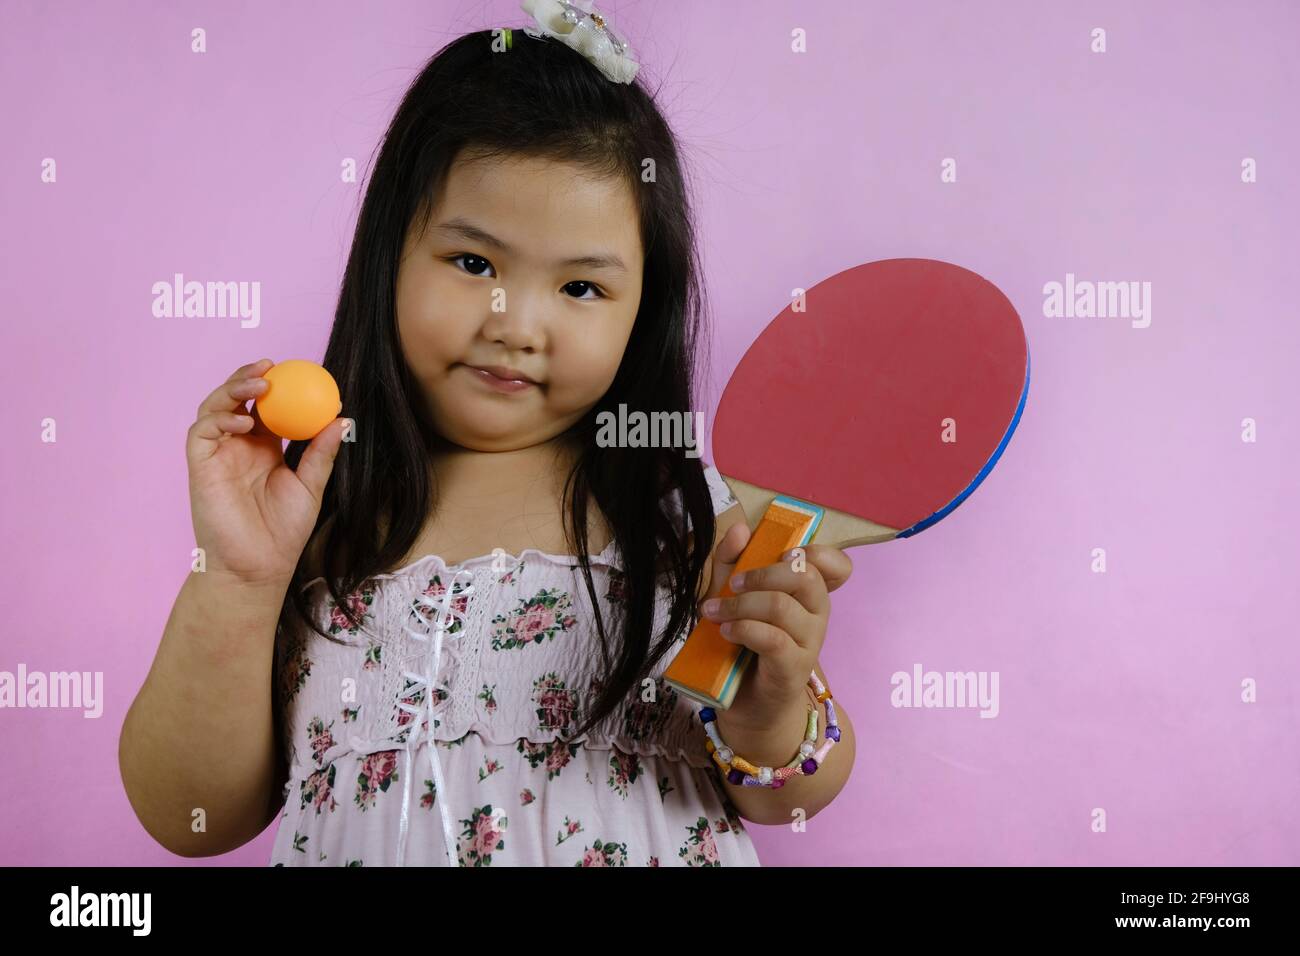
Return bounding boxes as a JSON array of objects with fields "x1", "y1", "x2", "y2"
[{"x1": 697, "y1": 520, "x2": 853, "y2": 727}]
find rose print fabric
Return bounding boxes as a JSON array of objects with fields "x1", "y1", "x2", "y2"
[{"x1": 269, "y1": 462, "x2": 761, "y2": 866}]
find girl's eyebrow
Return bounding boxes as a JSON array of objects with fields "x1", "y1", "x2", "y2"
[{"x1": 434, "y1": 216, "x2": 629, "y2": 275}]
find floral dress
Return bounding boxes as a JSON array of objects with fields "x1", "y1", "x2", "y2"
[{"x1": 269, "y1": 462, "x2": 761, "y2": 866}]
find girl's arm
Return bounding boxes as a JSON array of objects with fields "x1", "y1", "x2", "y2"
[
  {"x1": 119, "y1": 569, "x2": 288, "y2": 857},
  {"x1": 713, "y1": 660, "x2": 856, "y2": 826},
  {"x1": 697, "y1": 506, "x2": 858, "y2": 827}
]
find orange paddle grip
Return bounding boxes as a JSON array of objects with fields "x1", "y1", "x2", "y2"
[{"x1": 664, "y1": 497, "x2": 821, "y2": 709}]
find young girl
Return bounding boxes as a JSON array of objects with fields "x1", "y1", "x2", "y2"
[{"x1": 133, "y1": 13, "x2": 855, "y2": 867}]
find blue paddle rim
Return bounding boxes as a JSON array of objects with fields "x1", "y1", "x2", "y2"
[
  {"x1": 707, "y1": 345, "x2": 1030, "y2": 710},
  {"x1": 896, "y1": 344, "x2": 1031, "y2": 538}
]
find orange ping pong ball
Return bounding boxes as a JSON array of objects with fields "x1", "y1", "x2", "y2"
[{"x1": 254, "y1": 360, "x2": 342, "y2": 441}]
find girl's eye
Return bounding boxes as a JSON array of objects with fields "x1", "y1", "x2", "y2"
[
  {"x1": 447, "y1": 253, "x2": 496, "y2": 278},
  {"x1": 446, "y1": 254, "x2": 604, "y2": 300},
  {"x1": 563, "y1": 280, "x2": 605, "y2": 301}
]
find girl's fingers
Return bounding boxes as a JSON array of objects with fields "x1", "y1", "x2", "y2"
[
  {"x1": 226, "y1": 358, "x2": 273, "y2": 382},
  {"x1": 294, "y1": 418, "x2": 350, "y2": 506},
  {"x1": 702, "y1": 588, "x2": 817, "y2": 649},
  {"x1": 187, "y1": 411, "x2": 254, "y2": 461},
  {"x1": 800, "y1": 544, "x2": 853, "y2": 593},
  {"x1": 245, "y1": 392, "x2": 280, "y2": 440},
  {"x1": 195, "y1": 359, "x2": 274, "y2": 420},
  {"x1": 704, "y1": 520, "x2": 750, "y2": 601},
  {"x1": 716, "y1": 617, "x2": 800, "y2": 667},
  {"x1": 728, "y1": 558, "x2": 828, "y2": 616}
]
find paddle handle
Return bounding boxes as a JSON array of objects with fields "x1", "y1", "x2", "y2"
[{"x1": 664, "y1": 496, "x2": 823, "y2": 709}]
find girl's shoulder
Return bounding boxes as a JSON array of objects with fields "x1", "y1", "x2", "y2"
[
  {"x1": 655, "y1": 461, "x2": 744, "y2": 593},
  {"x1": 660, "y1": 459, "x2": 741, "y2": 526}
]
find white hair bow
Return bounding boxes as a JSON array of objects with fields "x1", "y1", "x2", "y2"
[{"x1": 520, "y1": 0, "x2": 640, "y2": 84}]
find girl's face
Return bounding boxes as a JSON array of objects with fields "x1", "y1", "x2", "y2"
[{"x1": 396, "y1": 152, "x2": 644, "y2": 452}]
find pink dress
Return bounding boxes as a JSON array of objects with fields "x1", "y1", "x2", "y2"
[{"x1": 269, "y1": 462, "x2": 761, "y2": 866}]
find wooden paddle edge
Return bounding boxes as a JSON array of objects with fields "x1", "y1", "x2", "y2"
[{"x1": 720, "y1": 475, "x2": 902, "y2": 550}]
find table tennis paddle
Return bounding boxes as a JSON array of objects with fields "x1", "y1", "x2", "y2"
[{"x1": 664, "y1": 258, "x2": 1030, "y2": 709}]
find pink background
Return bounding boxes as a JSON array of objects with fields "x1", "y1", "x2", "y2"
[{"x1": 2, "y1": 0, "x2": 1296, "y2": 866}]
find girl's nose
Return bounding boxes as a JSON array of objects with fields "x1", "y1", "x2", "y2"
[{"x1": 479, "y1": 292, "x2": 547, "y2": 352}]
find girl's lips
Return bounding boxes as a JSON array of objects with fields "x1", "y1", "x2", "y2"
[{"x1": 462, "y1": 364, "x2": 537, "y2": 393}]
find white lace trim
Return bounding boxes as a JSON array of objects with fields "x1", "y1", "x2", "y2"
[{"x1": 297, "y1": 539, "x2": 622, "y2": 595}]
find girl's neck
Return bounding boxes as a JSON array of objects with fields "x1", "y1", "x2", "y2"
[
  {"x1": 386, "y1": 432, "x2": 608, "y2": 566},
  {"x1": 429, "y1": 434, "x2": 578, "y2": 498}
]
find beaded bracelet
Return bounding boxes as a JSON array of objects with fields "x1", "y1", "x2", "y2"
[{"x1": 698, "y1": 670, "x2": 840, "y2": 789}]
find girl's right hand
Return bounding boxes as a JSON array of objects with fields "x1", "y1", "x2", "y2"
[{"x1": 186, "y1": 358, "x2": 349, "y2": 588}]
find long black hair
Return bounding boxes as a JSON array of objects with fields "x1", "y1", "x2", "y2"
[{"x1": 273, "y1": 27, "x2": 717, "y2": 745}]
